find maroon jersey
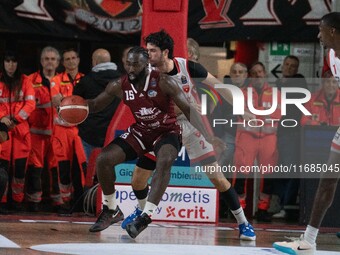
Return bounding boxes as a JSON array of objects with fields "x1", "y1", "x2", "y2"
[{"x1": 120, "y1": 69, "x2": 180, "y2": 153}]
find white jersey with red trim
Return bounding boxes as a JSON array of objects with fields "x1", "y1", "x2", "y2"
[
  {"x1": 328, "y1": 49, "x2": 340, "y2": 85},
  {"x1": 172, "y1": 57, "x2": 199, "y2": 105},
  {"x1": 170, "y1": 57, "x2": 216, "y2": 163},
  {"x1": 329, "y1": 49, "x2": 340, "y2": 153}
]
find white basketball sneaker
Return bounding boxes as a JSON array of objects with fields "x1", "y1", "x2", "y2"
[{"x1": 273, "y1": 234, "x2": 316, "y2": 255}]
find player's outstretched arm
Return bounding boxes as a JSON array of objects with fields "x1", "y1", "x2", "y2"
[
  {"x1": 202, "y1": 72, "x2": 234, "y2": 105},
  {"x1": 203, "y1": 72, "x2": 255, "y2": 120},
  {"x1": 160, "y1": 75, "x2": 226, "y2": 150},
  {"x1": 87, "y1": 78, "x2": 123, "y2": 113}
]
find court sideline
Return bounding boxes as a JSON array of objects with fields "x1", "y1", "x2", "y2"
[{"x1": 0, "y1": 213, "x2": 340, "y2": 255}]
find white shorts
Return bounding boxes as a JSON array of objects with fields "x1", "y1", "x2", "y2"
[
  {"x1": 177, "y1": 115, "x2": 216, "y2": 164},
  {"x1": 331, "y1": 127, "x2": 340, "y2": 154}
]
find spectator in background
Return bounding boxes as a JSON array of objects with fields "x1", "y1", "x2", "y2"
[
  {"x1": 26, "y1": 46, "x2": 62, "y2": 212},
  {"x1": 273, "y1": 55, "x2": 308, "y2": 220},
  {"x1": 301, "y1": 73, "x2": 340, "y2": 126},
  {"x1": 0, "y1": 51, "x2": 36, "y2": 211},
  {"x1": 187, "y1": 38, "x2": 200, "y2": 62},
  {"x1": 51, "y1": 48, "x2": 87, "y2": 212},
  {"x1": 73, "y1": 48, "x2": 121, "y2": 162},
  {"x1": 228, "y1": 62, "x2": 248, "y2": 88},
  {"x1": 233, "y1": 62, "x2": 281, "y2": 222}
]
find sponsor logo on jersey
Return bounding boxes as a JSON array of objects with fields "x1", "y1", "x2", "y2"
[
  {"x1": 135, "y1": 107, "x2": 162, "y2": 121},
  {"x1": 182, "y1": 85, "x2": 190, "y2": 93},
  {"x1": 138, "y1": 107, "x2": 156, "y2": 116},
  {"x1": 150, "y1": 78, "x2": 157, "y2": 87},
  {"x1": 181, "y1": 75, "x2": 188, "y2": 84},
  {"x1": 148, "y1": 90, "x2": 157, "y2": 97}
]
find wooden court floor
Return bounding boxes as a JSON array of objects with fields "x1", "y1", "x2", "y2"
[{"x1": 1, "y1": 212, "x2": 340, "y2": 255}]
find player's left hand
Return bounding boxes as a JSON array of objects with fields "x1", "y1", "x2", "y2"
[{"x1": 207, "y1": 136, "x2": 227, "y2": 155}]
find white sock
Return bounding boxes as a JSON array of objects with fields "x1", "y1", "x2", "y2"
[
  {"x1": 231, "y1": 207, "x2": 248, "y2": 225},
  {"x1": 138, "y1": 198, "x2": 147, "y2": 210},
  {"x1": 142, "y1": 201, "x2": 157, "y2": 217},
  {"x1": 304, "y1": 225, "x2": 319, "y2": 245},
  {"x1": 103, "y1": 191, "x2": 117, "y2": 211}
]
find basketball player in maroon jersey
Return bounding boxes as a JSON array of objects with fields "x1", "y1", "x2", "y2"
[
  {"x1": 123, "y1": 30, "x2": 256, "y2": 241},
  {"x1": 87, "y1": 46, "x2": 224, "y2": 237}
]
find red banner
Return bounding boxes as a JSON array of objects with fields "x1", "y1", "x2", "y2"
[{"x1": 0, "y1": 0, "x2": 332, "y2": 43}]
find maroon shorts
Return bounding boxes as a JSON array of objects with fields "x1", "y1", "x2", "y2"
[{"x1": 112, "y1": 124, "x2": 181, "y2": 160}]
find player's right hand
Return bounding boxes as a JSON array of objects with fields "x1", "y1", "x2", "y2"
[{"x1": 242, "y1": 110, "x2": 255, "y2": 121}]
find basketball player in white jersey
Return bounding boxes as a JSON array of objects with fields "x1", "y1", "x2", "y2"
[
  {"x1": 273, "y1": 12, "x2": 340, "y2": 255},
  {"x1": 121, "y1": 30, "x2": 256, "y2": 241}
]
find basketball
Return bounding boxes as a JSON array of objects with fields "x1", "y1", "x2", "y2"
[{"x1": 58, "y1": 95, "x2": 89, "y2": 125}]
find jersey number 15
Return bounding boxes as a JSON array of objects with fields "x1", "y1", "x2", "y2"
[{"x1": 125, "y1": 90, "x2": 135, "y2": 100}]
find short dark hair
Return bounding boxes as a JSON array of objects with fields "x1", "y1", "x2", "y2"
[
  {"x1": 144, "y1": 29, "x2": 174, "y2": 59},
  {"x1": 128, "y1": 46, "x2": 149, "y2": 61},
  {"x1": 284, "y1": 55, "x2": 299, "y2": 65},
  {"x1": 249, "y1": 61, "x2": 266, "y2": 72},
  {"x1": 62, "y1": 48, "x2": 79, "y2": 59},
  {"x1": 321, "y1": 12, "x2": 340, "y2": 31}
]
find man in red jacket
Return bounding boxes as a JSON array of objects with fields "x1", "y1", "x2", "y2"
[
  {"x1": 26, "y1": 46, "x2": 62, "y2": 212},
  {"x1": 301, "y1": 73, "x2": 340, "y2": 126},
  {"x1": 51, "y1": 49, "x2": 87, "y2": 212}
]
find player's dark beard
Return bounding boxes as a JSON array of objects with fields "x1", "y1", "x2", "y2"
[{"x1": 128, "y1": 69, "x2": 147, "y2": 85}]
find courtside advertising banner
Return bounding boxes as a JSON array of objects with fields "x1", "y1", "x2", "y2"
[{"x1": 105, "y1": 185, "x2": 218, "y2": 223}]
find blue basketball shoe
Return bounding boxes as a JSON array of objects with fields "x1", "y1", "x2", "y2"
[
  {"x1": 239, "y1": 222, "x2": 256, "y2": 241},
  {"x1": 121, "y1": 207, "x2": 143, "y2": 229}
]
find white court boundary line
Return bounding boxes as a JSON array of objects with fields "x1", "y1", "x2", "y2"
[
  {"x1": 30, "y1": 243, "x2": 340, "y2": 255},
  {"x1": 0, "y1": 234, "x2": 20, "y2": 248}
]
